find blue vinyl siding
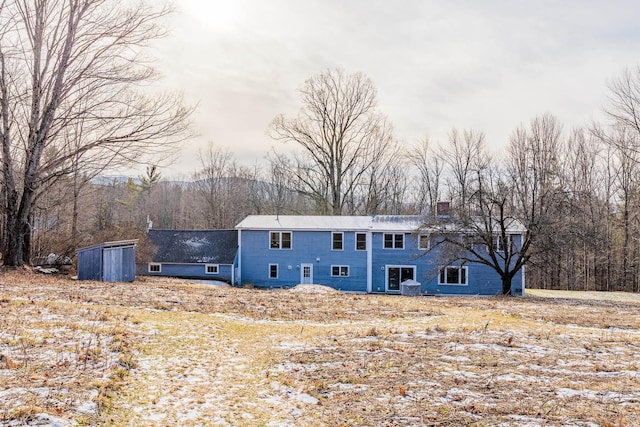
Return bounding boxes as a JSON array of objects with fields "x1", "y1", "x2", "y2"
[
  {"x1": 141, "y1": 263, "x2": 234, "y2": 282},
  {"x1": 240, "y1": 230, "x2": 368, "y2": 291},
  {"x1": 236, "y1": 218, "x2": 525, "y2": 296}
]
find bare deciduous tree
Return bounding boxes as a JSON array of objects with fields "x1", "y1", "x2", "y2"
[
  {"x1": 0, "y1": 0, "x2": 191, "y2": 266},
  {"x1": 270, "y1": 68, "x2": 396, "y2": 215},
  {"x1": 407, "y1": 138, "x2": 443, "y2": 215}
]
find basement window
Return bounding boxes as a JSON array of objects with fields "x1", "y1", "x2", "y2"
[
  {"x1": 148, "y1": 263, "x2": 161, "y2": 273},
  {"x1": 205, "y1": 264, "x2": 219, "y2": 275},
  {"x1": 269, "y1": 264, "x2": 278, "y2": 279}
]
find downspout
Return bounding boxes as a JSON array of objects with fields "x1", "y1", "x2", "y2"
[
  {"x1": 367, "y1": 230, "x2": 372, "y2": 293},
  {"x1": 236, "y1": 229, "x2": 242, "y2": 285}
]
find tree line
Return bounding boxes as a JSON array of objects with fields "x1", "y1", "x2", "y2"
[{"x1": 2, "y1": 1, "x2": 640, "y2": 292}]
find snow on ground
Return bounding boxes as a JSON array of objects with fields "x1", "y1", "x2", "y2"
[{"x1": 1, "y1": 273, "x2": 639, "y2": 425}]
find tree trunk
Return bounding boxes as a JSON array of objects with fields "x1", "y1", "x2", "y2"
[
  {"x1": 501, "y1": 274, "x2": 512, "y2": 295},
  {"x1": 3, "y1": 190, "x2": 19, "y2": 265}
]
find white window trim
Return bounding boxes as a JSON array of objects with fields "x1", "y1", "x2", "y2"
[
  {"x1": 205, "y1": 264, "x2": 219, "y2": 275},
  {"x1": 148, "y1": 263, "x2": 161, "y2": 273},
  {"x1": 332, "y1": 232, "x2": 344, "y2": 251},
  {"x1": 418, "y1": 234, "x2": 430, "y2": 250},
  {"x1": 268, "y1": 263, "x2": 278, "y2": 279},
  {"x1": 331, "y1": 265, "x2": 350, "y2": 277},
  {"x1": 487, "y1": 235, "x2": 511, "y2": 253},
  {"x1": 438, "y1": 266, "x2": 468, "y2": 286},
  {"x1": 355, "y1": 232, "x2": 367, "y2": 251},
  {"x1": 383, "y1": 233, "x2": 405, "y2": 249},
  {"x1": 270, "y1": 231, "x2": 292, "y2": 250}
]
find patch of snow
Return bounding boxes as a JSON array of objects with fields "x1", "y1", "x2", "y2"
[
  {"x1": 31, "y1": 387, "x2": 50, "y2": 397},
  {"x1": 276, "y1": 341, "x2": 308, "y2": 350},
  {"x1": 274, "y1": 362, "x2": 319, "y2": 373},
  {"x1": 295, "y1": 393, "x2": 319, "y2": 405},
  {"x1": 497, "y1": 414, "x2": 546, "y2": 427},
  {"x1": 147, "y1": 412, "x2": 167, "y2": 421},
  {"x1": 289, "y1": 284, "x2": 341, "y2": 294},
  {"x1": 194, "y1": 280, "x2": 230, "y2": 286},
  {"x1": 32, "y1": 413, "x2": 72, "y2": 427},
  {"x1": 441, "y1": 370, "x2": 480, "y2": 379},
  {"x1": 76, "y1": 401, "x2": 97, "y2": 415},
  {"x1": 266, "y1": 421, "x2": 295, "y2": 427},
  {"x1": 440, "y1": 355, "x2": 471, "y2": 362},
  {"x1": 184, "y1": 238, "x2": 205, "y2": 248},
  {"x1": 328, "y1": 383, "x2": 368, "y2": 391}
]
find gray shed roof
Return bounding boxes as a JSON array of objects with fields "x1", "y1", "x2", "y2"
[
  {"x1": 147, "y1": 230, "x2": 237, "y2": 264},
  {"x1": 76, "y1": 239, "x2": 138, "y2": 254}
]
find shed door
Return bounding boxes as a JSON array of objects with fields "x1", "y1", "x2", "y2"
[
  {"x1": 300, "y1": 263, "x2": 313, "y2": 284},
  {"x1": 103, "y1": 248, "x2": 122, "y2": 282}
]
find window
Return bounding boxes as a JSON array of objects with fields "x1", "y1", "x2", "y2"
[
  {"x1": 439, "y1": 266, "x2": 468, "y2": 286},
  {"x1": 356, "y1": 233, "x2": 367, "y2": 250},
  {"x1": 418, "y1": 234, "x2": 430, "y2": 250},
  {"x1": 331, "y1": 265, "x2": 349, "y2": 277},
  {"x1": 205, "y1": 264, "x2": 219, "y2": 274},
  {"x1": 332, "y1": 232, "x2": 343, "y2": 250},
  {"x1": 384, "y1": 233, "x2": 404, "y2": 249},
  {"x1": 148, "y1": 263, "x2": 161, "y2": 273},
  {"x1": 492, "y1": 235, "x2": 510, "y2": 252},
  {"x1": 269, "y1": 264, "x2": 278, "y2": 279},
  {"x1": 270, "y1": 231, "x2": 291, "y2": 249}
]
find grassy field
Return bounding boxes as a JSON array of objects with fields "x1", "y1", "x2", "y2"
[{"x1": 1, "y1": 270, "x2": 639, "y2": 426}]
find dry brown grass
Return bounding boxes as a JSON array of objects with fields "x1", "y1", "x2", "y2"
[{"x1": 1, "y1": 269, "x2": 639, "y2": 426}]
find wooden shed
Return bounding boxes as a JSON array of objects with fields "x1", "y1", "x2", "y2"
[{"x1": 76, "y1": 240, "x2": 138, "y2": 282}]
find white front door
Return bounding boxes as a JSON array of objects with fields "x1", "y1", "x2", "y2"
[{"x1": 300, "y1": 263, "x2": 313, "y2": 284}]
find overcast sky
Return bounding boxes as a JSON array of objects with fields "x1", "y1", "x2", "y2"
[{"x1": 149, "y1": 0, "x2": 640, "y2": 177}]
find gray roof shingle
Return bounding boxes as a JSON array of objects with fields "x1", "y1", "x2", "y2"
[{"x1": 148, "y1": 230, "x2": 237, "y2": 264}]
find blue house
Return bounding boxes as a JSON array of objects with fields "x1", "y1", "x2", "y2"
[
  {"x1": 235, "y1": 215, "x2": 525, "y2": 295},
  {"x1": 143, "y1": 229, "x2": 238, "y2": 283}
]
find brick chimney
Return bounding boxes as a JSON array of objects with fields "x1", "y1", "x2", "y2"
[{"x1": 436, "y1": 201, "x2": 451, "y2": 219}]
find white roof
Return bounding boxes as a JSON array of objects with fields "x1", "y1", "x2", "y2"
[
  {"x1": 236, "y1": 214, "x2": 525, "y2": 234},
  {"x1": 236, "y1": 215, "x2": 373, "y2": 231},
  {"x1": 236, "y1": 215, "x2": 425, "y2": 232},
  {"x1": 371, "y1": 215, "x2": 424, "y2": 232}
]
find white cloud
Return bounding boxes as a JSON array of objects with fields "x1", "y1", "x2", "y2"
[{"x1": 149, "y1": 0, "x2": 640, "y2": 176}]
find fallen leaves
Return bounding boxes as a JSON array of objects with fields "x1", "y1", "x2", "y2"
[{"x1": 0, "y1": 354, "x2": 20, "y2": 369}]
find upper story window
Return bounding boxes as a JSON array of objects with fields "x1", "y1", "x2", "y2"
[
  {"x1": 270, "y1": 231, "x2": 291, "y2": 249},
  {"x1": 332, "y1": 232, "x2": 343, "y2": 250},
  {"x1": 356, "y1": 233, "x2": 367, "y2": 250},
  {"x1": 439, "y1": 266, "x2": 468, "y2": 286},
  {"x1": 418, "y1": 234, "x2": 430, "y2": 250},
  {"x1": 205, "y1": 264, "x2": 219, "y2": 274},
  {"x1": 492, "y1": 235, "x2": 511, "y2": 252},
  {"x1": 384, "y1": 233, "x2": 404, "y2": 249}
]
